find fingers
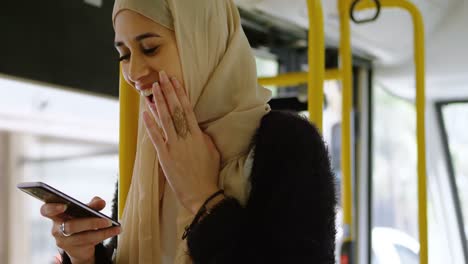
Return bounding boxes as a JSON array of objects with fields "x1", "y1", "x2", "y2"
[
  {"x1": 53, "y1": 217, "x2": 113, "y2": 237},
  {"x1": 160, "y1": 74, "x2": 190, "y2": 139},
  {"x1": 170, "y1": 77, "x2": 199, "y2": 134},
  {"x1": 144, "y1": 70, "x2": 199, "y2": 144},
  {"x1": 41, "y1": 203, "x2": 68, "y2": 221},
  {"x1": 143, "y1": 111, "x2": 166, "y2": 154},
  {"x1": 158, "y1": 71, "x2": 184, "y2": 121},
  {"x1": 54, "y1": 223, "x2": 121, "y2": 249},
  {"x1": 68, "y1": 226, "x2": 121, "y2": 246},
  {"x1": 41, "y1": 197, "x2": 120, "y2": 257},
  {"x1": 65, "y1": 226, "x2": 121, "y2": 246},
  {"x1": 145, "y1": 95, "x2": 162, "y2": 129},
  {"x1": 151, "y1": 72, "x2": 177, "y2": 141},
  {"x1": 41, "y1": 196, "x2": 107, "y2": 227}
]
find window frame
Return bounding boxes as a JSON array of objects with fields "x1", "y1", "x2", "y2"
[{"x1": 436, "y1": 99, "x2": 468, "y2": 262}]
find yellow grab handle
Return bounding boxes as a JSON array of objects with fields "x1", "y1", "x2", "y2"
[{"x1": 356, "y1": 1, "x2": 427, "y2": 263}]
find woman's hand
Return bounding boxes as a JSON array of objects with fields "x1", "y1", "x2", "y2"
[
  {"x1": 143, "y1": 70, "x2": 221, "y2": 215},
  {"x1": 40, "y1": 197, "x2": 121, "y2": 264}
]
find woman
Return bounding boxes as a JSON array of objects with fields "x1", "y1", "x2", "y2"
[{"x1": 40, "y1": 0, "x2": 337, "y2": 263}]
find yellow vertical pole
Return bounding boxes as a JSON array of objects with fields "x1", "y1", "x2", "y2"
[
  {"x1": 118, "y1": 66, "x2": 140, "y2": 218},
  {"x1": 413, "y1": 9, "x2": 428, "y2": 264},
  {"x1": 338, "y1": 0, "x2": 354, "y2": 245},
  {"x1": 307, "y1": 0, "x2": 325, "y2": 132},
  {"x1": 356, "y1": 1, "x2": 427, "y2": 263}
]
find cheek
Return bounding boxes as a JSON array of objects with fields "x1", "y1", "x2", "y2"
[
  {"x1": 152, "y1": 43, "x2": 177, "y2": 70},
  {"x1": 121, "y1": 68, "x2": 138, "y2": 92},
  {"x1": 152, "y1": 52, "x2": 183, "y2": 85},
  {"x1": 169, "y1": 50, "x2": 184, "y2": 86}
]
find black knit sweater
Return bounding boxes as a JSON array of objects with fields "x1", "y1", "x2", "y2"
[{"x1": 61, "y1": 110, "x2": 337, "y2": 264}]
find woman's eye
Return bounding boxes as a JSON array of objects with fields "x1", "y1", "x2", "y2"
[
  {"x1": 143, "y1": 46, "x2": 159, "y2": 55},
  {"x1": 117, "y1": 46, "x2": 159, "y2": 62},
  {"x1": 118, "y1": 54, "x2": 130, "y2": 62}
]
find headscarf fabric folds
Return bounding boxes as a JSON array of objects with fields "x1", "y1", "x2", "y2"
[{"x1": 112, "y1": 0, "x2": 272, "y2": 263}]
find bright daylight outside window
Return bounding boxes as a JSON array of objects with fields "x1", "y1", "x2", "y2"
[
  {"x1": 441, "y1": 102, "x2": 468, "y2": 249},
  {"x1": 0, "y1": 76, "x2": 119, "y2": 263},
  {"x1": 25, "y1": 137, "x2": 118, "y2": 261},
  {"x1": 255, "y1": 54, "x2": 279, "y2": 96},
  {"x1": 372, "y1": 84, "x2": 419, "y2": 264}
]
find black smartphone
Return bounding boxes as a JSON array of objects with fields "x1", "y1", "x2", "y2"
[{"x1": 17, "y1": 181, "x2": 120, "y2": 227}]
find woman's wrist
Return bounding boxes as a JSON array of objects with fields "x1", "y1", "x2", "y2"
[
  {"x1": 182, "y1": 189, "x2": 231, "y2": 240},
  {"x1": 203, "y1": 194, "x2": 225, "y2": 213},
  {"x1": 196, "y1": 192, "x2": 226, "y2": 223},
  {"x1": 189, "y1": 188, "x2": 224, "y2": 215}
]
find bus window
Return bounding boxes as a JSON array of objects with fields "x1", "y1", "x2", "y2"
[
  {"x1": 441, "y1": 102, "x2": 468, "y2": 248},
  {"x1": 372, "y1": 83, "x2": 419, "y2": 263},
  {"x1": 25, "y1": 138, "x2": 118, "y2": 261},
  {"x1": 255, "y1": 54, "x2": 279, "y2": 96},
  {"x1": 371, "y1": 84, "x2": 459, "y2": 263},
  {"x1": 0, "y1": 77, "x2": 119, "y2": 263}
]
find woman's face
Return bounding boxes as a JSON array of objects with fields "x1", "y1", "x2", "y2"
[{"x1": 114, "y1": 10, "x2": 183, "y2": 96}]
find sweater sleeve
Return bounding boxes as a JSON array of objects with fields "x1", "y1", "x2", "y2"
[{"x1": 186, "y1": 111, "x2": 337, "y2": 264}]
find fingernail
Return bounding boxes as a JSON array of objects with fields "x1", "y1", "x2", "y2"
[
  {"x1": 57, "y1": 204, "x2": 67, "y2": 212},
  {"x1": 171, "y1": 77, "x2": 179, "y2": 86},
  {"x1": 107, "y1": 220, "x2": 113, "y2": 226},
  {"x1": 159, "y1": 71, "x2": 168, "y2": 83}
]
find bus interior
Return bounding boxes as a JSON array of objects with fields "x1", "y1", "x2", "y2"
[{"x1": 0, "y1": 0, "x2": 467, "y2": 263}]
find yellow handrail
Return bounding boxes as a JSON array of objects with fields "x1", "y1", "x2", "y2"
[
  {"x1": 356, "y1": 1, "x2": 427, "y2": 263},
  {"x1": 338, "y1": 0, "x2": 354, "y2": 245},
  {"x1": 258, "y1": 69, "x2": 341, "y2": 87},
  {"x1": 307, "y1": 0, "x2": 325, "y2": 132},
  {"x1": 118, "y1": 65, "x2": 139, "y2": 218}
]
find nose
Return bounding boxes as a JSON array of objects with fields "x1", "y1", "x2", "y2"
[{"x1": 127, "y1": 54, "x2": 150, "y2": 88}]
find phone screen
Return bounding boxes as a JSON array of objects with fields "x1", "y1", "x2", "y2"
[{"x1": 17, "y1": 182, "x2": 120, "y2": 226}]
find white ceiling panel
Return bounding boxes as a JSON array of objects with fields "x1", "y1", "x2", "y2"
[
  {"x1": 376, "y1": 0, "x2": 468, "y2": 100},
  {"x1": 237, "y1": 0, "x2": 460, "y2": 65},
  {"x1": 236, "y1": 0, "x2": 467, "y2": 99}
]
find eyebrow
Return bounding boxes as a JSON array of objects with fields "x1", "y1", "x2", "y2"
[{"x1": 114, "y1": 32, "x2": 161, "y2": 47}]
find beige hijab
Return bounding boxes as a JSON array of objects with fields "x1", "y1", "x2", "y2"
[{"x1": 112, "y1": 0, "x2": 272, "y2": 263}]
